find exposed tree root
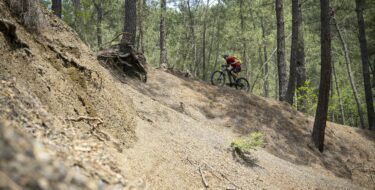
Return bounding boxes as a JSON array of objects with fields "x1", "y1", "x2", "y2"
[
  {"x1": 199, "y1": 166, "x2": 209, "y2": 188},
  {"x1": 66, "y1": 116, "x2": 107, "y2": 141},
  {"x1": 66, "y1": 116, "x2": 103, "y2": 124},
  {"x1": 185, "y1": 157, "x2": 241, "y2": 189},
  {"x1": 97, "y1": 44, "x2": 148, "y2": 82},
  {"x1": 47, "y1": 44, "x2": 103, "y2": 90},
  {"x1": 0, "y1": 19, "x2": 29, "y2": 49},
  {"x1": 66, "y1": 116, "x2": 122, "y2": 152}
]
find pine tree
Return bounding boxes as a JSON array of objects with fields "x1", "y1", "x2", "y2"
[
  {"x1": 52, "y1": 0, "x2": 62, "y2": 18},
  {"x1": 356, "y1": 0, "x2": 375, "y2": 130},
  {"x1": 295, "y1": 1, "x2": 306, "y2": 111},
  {"x1": 120, "y1": 0, "x2": 137, "y2": 54},
  {"x1": 160, "y1": 0, "x2": 167, "y2": 67},
  {"x1": 312, "y1": 0, "x2": 332, "y2": 152},
  {"x1": 286, "y1": 0, "x2": 300, "y2": 105},
  {"x1": 275, "y1": 0, "x2": 288, "y2": 101}
]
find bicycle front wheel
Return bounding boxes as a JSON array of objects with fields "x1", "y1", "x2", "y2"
[
  {"x1": 211, "y1": 71, "x2": 226, "y2": 86},
  {"x1": 235, "y1": 78, "x2": 250, "y2": 92}
]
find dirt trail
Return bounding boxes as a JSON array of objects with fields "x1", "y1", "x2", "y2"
[{"x1": 115, "y1": 69, "x2": 373, "y2": 189}]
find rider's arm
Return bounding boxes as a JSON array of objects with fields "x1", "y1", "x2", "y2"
[
  {"x1": 227, "y1": 57, "x2": 239, "y2": 65},
  {"x1": 229, "y1": 61, "x2": 237, "y2": 67},
  {"x1": 233, "y1": 58, "x2": 240, "y2": 65}
]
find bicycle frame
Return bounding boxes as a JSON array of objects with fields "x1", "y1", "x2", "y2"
[
  {"x1": 221, "y1": 65, "x2": 236, "y2": 85},
  {"x1": 212, "y1": 65, "x2": 249, "y2": 92}
]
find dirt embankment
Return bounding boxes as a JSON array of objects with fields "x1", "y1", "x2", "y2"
[{"x1": 0, "y1": 0, "x2": 138, "y2": 189}]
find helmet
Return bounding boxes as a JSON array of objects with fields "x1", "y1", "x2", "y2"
[{"x1": 223, "y1": 54, "x2": 229, "y2": 59}]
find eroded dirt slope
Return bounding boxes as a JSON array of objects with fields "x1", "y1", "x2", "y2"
[
  {"x1": 0, "y1": 0, "x2": 138, "y2": 189},
  {"x1": 118, "y1": 69, "x2": 375, "y2": 189}
]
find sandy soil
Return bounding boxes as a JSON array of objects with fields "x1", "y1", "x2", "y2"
[{"x1": 116, "y1": 69, "x2": 374, "y2": 189}]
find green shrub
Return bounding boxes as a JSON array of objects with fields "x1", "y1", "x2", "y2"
[
  {"x1": 295, "y1": 80, "x2": 318, "y2": 115},
  {"x1": 231, "y1": 132, "x2": 264, "y2": 152}
]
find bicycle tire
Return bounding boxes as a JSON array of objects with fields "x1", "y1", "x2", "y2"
[
  {"x1": 235, "y1": 77, "x2": 250, "y2": 92},
  {"x1": 211, "y1": 71, "x2": 226, "y2": 86}
]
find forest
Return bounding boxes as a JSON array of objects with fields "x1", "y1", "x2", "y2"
[
  {"x1": 41, "y1": 0, "x2": 374, "y2": 131},
  {"x1": 1, "y1": 0, "x2": 375, "y2": 188}
]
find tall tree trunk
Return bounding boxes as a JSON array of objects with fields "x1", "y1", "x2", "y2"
[
  {"x1": 276, "y1": 0, "x2": 288, "y2": 101},
  {"x1": 330, "y1": 80, "x2": 335, "y2": 122},
  {"x1": 96, "y1": 13, "x2": 102, "y2": 49},
  {"x1": 239, "y1": 0, "x2": 249, "y2": 83},
  {"x1": 356, "y1": 0, "x2": 375, "y2": 130},
  {"x1": 261, "y1": 16, "x2": 269, "y2": 97},
  {"x1": 286, "y1": 0, "x2": 300, "y2": 104},
  {"x1": 333, "y1": 17, "x2": 366, "y2": 129},
  {"x1": 72, "y1": 0, "x2": 82, "y2": 34},
  {"x1": 120, "y1": 0, "x2": 137, "y2": 54},
  {"x1": 243, "y1": 47, "x2": 249, "y2": 81},
  {"x1": 52, "y1": 0, "x2": 62, "y2": 18},
  {"x1": 201, "y1": 0, "x2": 210, "y2": 80},
  {"x1": 312, "y1": 0, "x2": 332, "y2": 152},
  {"x1": 212, "y1": 0, "x2": 223, "y2": 72},
  {"x1": 332, "y1": 61, "x2": 346, "y2": 125},
  {"x1": 296, "y1": 3, "x2": 306, "y2": 112},
  {"x1": 275, "y1": 61, "x2": 279, "y2": 99},
  {"x1": 213, "y1": 43, "x2": 220, "y2": 71},
  {"x1": 137, "y1": 0, "x2": 145, "y2": 53},
  {"x1": 249, "y1": 8, "x2": 259, "y2": 85},
  {"x1": 249, "y1": 40, "x2": 265, "y2": 92},
  {"x1": 263, "y1": 46, "x2": 269, "y2": 97},
  {"x1": 213, "y1": 26, "x2": 222, "y2": 72},
  {"x1": 93, "y1": 1, "x2": 103, "y2": 49},
  {"x1": 187, "y1": 0, "x2": 197, "y2": 77},
  {"x1": 160, "y1": 0, "x2": 167, "y2": 67},
  {"x1": 206, "y1": 27, "x2": 216, "y2": 77}
]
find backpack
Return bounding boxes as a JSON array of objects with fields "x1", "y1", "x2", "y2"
[{"x1": 232, "y1": 56, "x2": 242, "y2": 64}]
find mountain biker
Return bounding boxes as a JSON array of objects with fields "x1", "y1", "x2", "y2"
[{"x1": 223, "y1": 54, "x2": 241, "y2": 82}]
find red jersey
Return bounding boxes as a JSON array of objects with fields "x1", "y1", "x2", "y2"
[{"x1": 226, "y1": 56, "x2": 241, "y2": 68}]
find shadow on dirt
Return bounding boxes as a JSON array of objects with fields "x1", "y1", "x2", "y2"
[
  {"x1": 355, "y1": 129, "x2": 375, "y2": 142},
  {"x1": 179, "y1": 78, "x2": 368, "y2": 180},
  {"x1": 118, "y1": 69, "x2": 375, "y2": 185},
  {"x1": 231, "y1": 147, "x2": 261, "y2": 168}
]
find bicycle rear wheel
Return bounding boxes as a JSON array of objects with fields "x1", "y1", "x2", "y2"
[
  {"x1": 211, "y1": 71, "x2": 226, "y2": 86},
  {"x1": 235, "y1": 78, "x2": 250, "y2": 92}
]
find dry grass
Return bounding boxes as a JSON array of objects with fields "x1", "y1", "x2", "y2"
[{"x1": 5, "y1": 0, "x2": 45, "y2": 32}]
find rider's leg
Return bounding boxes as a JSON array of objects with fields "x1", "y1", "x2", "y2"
[
  {"x1": 231, "y1": 71, "x2": 239, "y2": 80},
  {"x1": 231, "y1": 67, "x2": 241, "y2": 82},
  {"x1": 227, "y1": 67, "x2": 234, "y2": 85}
]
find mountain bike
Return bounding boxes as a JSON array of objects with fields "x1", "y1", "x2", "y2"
[{"x1": 211, "y1": 65, "x2": 250, "y2": 92}]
